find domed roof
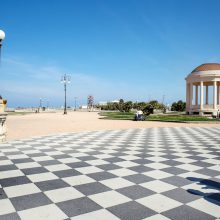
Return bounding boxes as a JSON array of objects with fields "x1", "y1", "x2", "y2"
[{"x1": 191, "y1": 63, "x2": 220, "y2": 73}]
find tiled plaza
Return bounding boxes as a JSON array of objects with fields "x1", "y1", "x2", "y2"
[{"x1": 0, "y1": 127, "x2": 219, "y2": 220}]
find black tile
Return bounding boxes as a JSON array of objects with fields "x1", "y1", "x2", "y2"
[
  {"x1": 0, "y1": 212, "x2": 21, "y2": 220},
  {"x1": 163, "y1": 188, "x2": 201, "y2": 203},
  {"x1": 117, "y1": 185, "x2": 154, "y2": 199},
  {"x1": 11, "y1": 158, "x2": 34, "y2": 164},
  {"x1": 88, "y1": 171, "x2": 117, "y2": 181},
  {"x1": 162, "y1": 176, "x2": 192, "y2": 187},
  {"x1": 0, "y1": 165, "x2": 17, "y2": 171},
  {"x1": 57, "y1": 197, "x2": 101, "y2": 217},
  {"x1": 67, "y1": 162, "x2": 90, "y2": 168},
  {"x1": 53, "y1": 169, "x2": 81, "y2": 178},
  {"x1": 39, "y1": 160, "x2": 61, "y2": 166},
  {"x1": 0, "y1": 176, "x2": 31, "y2": 187},
  {"x1": 75, "y1": 182, "x2": 110, "y2": 196},
  {"x1": 108, "y1": 201, "x2": 156, "y2": 220},
  {"x1": 11, "y1": 192, "x2": 52, "y2": 211},
  {"x1": 129, "y1": 165, "x2": 153, "y2": 173},
  {"x1": 35, "y1": 179, "x2": 69, "y2": 191},
  {"x1": 21, "y1": 167, "x2": 48, "y2": 175},
  {"x1": 162, "y1": 167, "x2": 187, "y2": 175},
  {"x1": 97, "y1": 164, "x2": 121, "y2": 171},
  {"x1": 124, "y1": 174, "x2": 154, "y2": 184},
  {"x1": 104, "y1": 157, "x2": 125, "y2": 163},
  {"x1": 196, "y1": 168, "x2": 220, "y2": 177},
  {"x1": 163, "y1": 205, "x2": 214, "y2": 220},
  {"x1": 0, "y1": 188, "x2": 7, "y2": 200}
]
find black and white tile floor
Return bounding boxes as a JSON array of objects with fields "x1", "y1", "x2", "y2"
[{"x1": 0, "y1": 127, "x2": 219, "y2": 220}]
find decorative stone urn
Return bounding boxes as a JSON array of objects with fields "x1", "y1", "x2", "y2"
[{"x1": 0, "y1": 98, "x2": 7, "y2": 142}]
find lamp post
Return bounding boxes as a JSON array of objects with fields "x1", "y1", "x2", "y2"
[
  {"x1": 0, "y1": 30, "x2": 5, "y2": 64},
  {"x1": 74, "y1": 97, "x2": 77, "y2": 110},
  {"x1": 61, "y1": 74, "x2": 71, "y2": 114}
]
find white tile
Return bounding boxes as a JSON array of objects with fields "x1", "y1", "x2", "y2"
[
  {"x1": 89, "y1": 190, "x2": 131, "y2": 208},
  {"x1": 147, "y1": 157, "x2": 168, "y2": 162},
  {"x1": 0, "y1": 199, "x2": 15, "y2": 215},
  {"x1": 208, "y1": 165, "x2": 220, "y2": 172},
  {"x1": 101, "y1": 177, "x2": 134, "y2": 189},
  {"x1": 141, "y1": 180, "x2": 177, "y2": 193},
  {"x1": 182, "y1": 182, "x2": 219, "y2": 194},
  {"x1": 86, "y1": 159, "x2": 109, "y2": 166},
  {"x1": 143, "y1": 214, "x2": 171, "y2": 220},
  {"x1": 23, "y1": 149, "x2": 41, "y2": 154},
  {"x1": 0, "y1": 160, "x2": 13, "y2": 166},
  {"x1": 63, "y1": 175, "x2": 95, "y2": 186},
  {"x1": 174, "y1": 158, "x2": 196, "y2": 164},
  {"x1": 45, "y1": 187, "x2": 84, "y2": 203},
  {"x1": 75, "y1": 166, "x2": 103, "y2": 174},
  {"x1": 16, "y1": 162, "x2": 41, "y2": 169},
  {"x1": 0, "y1": 170, "x2": 24, "y2": 179},
  {"x1": 45, "y1": 164, "x2": 71, "y2": 172},
  {"x1": 188, "y1": 198, "x2": 220, "y2": 218},
  {"x1": 27, "y1": 172, "x2": 58, "y2": 183},
  {"x1": 203, "y1": 159, "x2": 220, "y2": 164},
  {"x1": 143, "y1": 170, "x2": 172, "y2": 179},
  {"x1": 145, "y1": 163, "x2": 170, "y2": 170},
  {"x1": 119, "y1": 155, "x2": 140, "y2": 160},
  {"x1": 176, "y1": 164, "x2": 201, "y2": 171},
  {"x1": 8, "y1": 154, "x2": 28, "y2": 159},
  {"x1": 94, "y1": 154, "x2": 113, "y2": 159},
  {"x1": 71, "y1": 209, "x2": 120, "y2": 220},
  {"x1": 58, "y1": 158, "x2": 80, "y2": 164},
  {"x1": 109, "y1": 168, "x2": 137, "y2": 177},
  {"x1": 137, "y1": 194, "x2": 181, "y2": 213},
  {"x1": 33, "y1": 156, "x2": 54, "y2": 162},
  {"x1": 179, "y1": 172, "x2": 210, "y2": 179},
  {"x1": 4, "y1": 183, "x2": 41, "y2": 198},
  {"x1": 46, "y1": 151, "x2": 64, "y2": 156},
  {"x1": 115, "y1": 161, "x2": 139, "y2": 168},
  {"x1": 18, "y1": 204, "x2": 68, "y2": 220},
  {"x1": 69, "y1": 153, "x2": 88, "y2": 157}
]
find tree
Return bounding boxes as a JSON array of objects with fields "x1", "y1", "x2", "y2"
[
  {"x1": 122, "y1": 101, "x2": 133, "y2": 112},
  {"x1": 142, "y1": 104, "x2": 154, "y2": 116},
  {"x1": 171, "y1": 100, "x2": 186, "y2": 112}
]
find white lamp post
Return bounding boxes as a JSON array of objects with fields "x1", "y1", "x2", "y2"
[
  {"x1": 61, "y1": 74, "x2": 71, "y2": 114},
  {"x1": 0, "y1": 30, "x2": 5, "y2": 63}
]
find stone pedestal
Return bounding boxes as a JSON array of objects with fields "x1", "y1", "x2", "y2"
[
  {"x1": 0, "y1": 99, "x2": 7, "y2": 142},
  {"x1": 0, "y1": 113, "x2": 7, "y2": 142}
]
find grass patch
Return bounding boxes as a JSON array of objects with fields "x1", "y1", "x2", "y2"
[
  {"x1": 148, "y1": 114, "x2": 219, "y2": 122},
  {"x1": 6, "y1": 111, "x2": 34, "y2": 116},
  {"x1": 99, "y1": 112, "x2": 134, "y2": 120},
  {"x1": 99, "y1": 111, "x2": 220, "y2": 122}
]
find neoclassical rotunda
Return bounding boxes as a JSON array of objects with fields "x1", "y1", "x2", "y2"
[{"x1": 185, "y1": 63, "x2": 220, "y2": 116}]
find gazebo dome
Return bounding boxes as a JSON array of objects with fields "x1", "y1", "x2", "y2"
[
  {"x1": 185, "y1": 63, "x2": 220, "y2": 116},
  {"x1": 191, "y1": 63, "x2": 220, "y2": 73}
]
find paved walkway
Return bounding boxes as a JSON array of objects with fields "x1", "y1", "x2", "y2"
[{"x1": 0, "y1": 127, "x2": 219, "y2": 220}]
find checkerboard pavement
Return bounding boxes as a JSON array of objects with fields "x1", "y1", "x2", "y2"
[{"x1": 0, "y1": 127, "x2": 219, "y2": 220}]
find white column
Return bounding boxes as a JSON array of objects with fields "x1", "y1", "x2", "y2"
[
  {"x1": 213, "y1": 81, "x2": 217, "y2": 109},
  {"x1": 190, "y1": 83, "x2": 193, "y2": 108},
  {"x1": 217, "y1": 84, "x2": 220, "y2": 105},
  {"x1": 195, "y1": 85, "x2": 198, "y2": 105},
  {"x1": 206, "y1": 85, "x2": 209, "y2": 105},
  {"x1": 186, "y1": 82, "x2": 189, "y2": 107},
  {"x1": 200, "y1": 81, "x2": 203, "y2": 109}
]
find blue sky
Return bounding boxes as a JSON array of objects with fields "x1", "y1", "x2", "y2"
[{"x1": 1, "y1": 0, "x2": 220, "y2": 107}]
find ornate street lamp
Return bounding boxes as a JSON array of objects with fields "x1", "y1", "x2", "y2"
[
  {"x1": 61, "y1": 74, "x2": 71, "y2": 114},
  {"x1": 0, "y1": 30, "x2": 5, "y2": 64}
]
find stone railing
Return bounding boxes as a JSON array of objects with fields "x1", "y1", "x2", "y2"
[{"x1": 0, "y1": 113, "x2": 7, "y2": 142}]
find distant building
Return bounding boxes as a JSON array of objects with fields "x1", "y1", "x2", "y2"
[
  {"x1": 98, "y1": 101, "x2": 107, "y2": 106},
  {"x1": 185, "y1": 63, "x2": 220, "y2": 116},
  {"x1": 111, "y1": 100, "x2": 119, "y2": 103}
]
